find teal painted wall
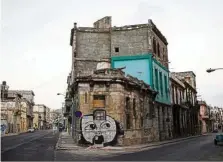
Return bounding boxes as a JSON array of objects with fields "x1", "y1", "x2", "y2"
[
  {"x1": 111, "y1": 54, "x2": 170, "y2": 105},
  {"x1": 152, "y1": 59, "x2": 171, "y2": 105}
]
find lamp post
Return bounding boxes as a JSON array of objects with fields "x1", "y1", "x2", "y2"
[
  {"x1": 57, "y1": 93, "x2": 65, "y2": 96},
  {"x1": 206, "y1": 68, "x2": 223, "y2": 73}
]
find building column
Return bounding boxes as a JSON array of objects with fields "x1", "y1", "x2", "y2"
[{"x1": 157, "y1": 105, "x2": 162, "y2": 141}]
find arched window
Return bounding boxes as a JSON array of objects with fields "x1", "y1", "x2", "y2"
[{"x1": 153, "y1": 38, "x2": 156, "y2": 54}]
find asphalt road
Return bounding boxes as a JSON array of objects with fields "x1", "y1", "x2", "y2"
[
  {"x1": 100, "y1": 133, "x2": 223, "y2": 161},
  {"x1": 55, "y1": 133, "x2": 223, "y2": 161},
  {"x1": 2, "y1": 131, "x2": 223, "y2": 161},
  {"x1": 1, "y1": 130, "x2": 59, "y2": 161}
]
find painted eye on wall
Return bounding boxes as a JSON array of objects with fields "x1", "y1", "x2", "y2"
[
  {"x1": 101, "y1": 122, "x2": 111, "y2": 129},
  {"x1": 90, "y1": 124, "x2": 96, "y2": 130},
  {"x1": 106, "y1": 123, "x2": 110, "y2": 128},
  {"x1": 84, "y1": 123, "x2": 97, "y2": 130}
]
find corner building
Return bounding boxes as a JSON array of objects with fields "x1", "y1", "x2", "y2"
[{"x1": 69, "y1": 16, "x2": 172, "y2": 145}]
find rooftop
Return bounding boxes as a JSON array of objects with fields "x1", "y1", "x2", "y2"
[{"x1": 70, "y1": 17, "x2": 168, "y2": 46}]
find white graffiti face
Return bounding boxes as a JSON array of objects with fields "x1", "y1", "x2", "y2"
[{"x1": 81, "y1": 114, "x2": 117, "y2": 144}]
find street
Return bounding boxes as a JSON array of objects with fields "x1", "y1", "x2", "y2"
[
  {"x1": 100, "y1": 134, "x2": 223, "y2": 161},
  {"x1": 1, "y1": 130, "x2": 59, "y2": 161},
  {"x1": 55, "y1": 133, "x2": 223, "y2": 161},
  {"x1": 1, "y1": 131, "x2": 223, "y2": 161}
]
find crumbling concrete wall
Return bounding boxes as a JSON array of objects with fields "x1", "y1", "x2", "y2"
[
  {"x1": 75, "y1": 31, "x2": 111, "y2": 75},
  {"x1": 75, "y1": 69, "x2": 159, "y2": 146},
  {"x1": 111, "y1": 27, "x2": 149, "y2": 56},
  {"x1": 71, "y1": 17, "x2": 170, "y2": 75},
  {"x1": 93, "y1": 16, "x2": 112, "y2": 29}
]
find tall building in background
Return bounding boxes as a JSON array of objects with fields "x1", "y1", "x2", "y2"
[{"x1": 33, "y1": 104, "x2": 47, "y2": 130}]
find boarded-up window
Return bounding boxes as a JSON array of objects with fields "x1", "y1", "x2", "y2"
[{"x1": 93, "y1": 95, "x2": 105, "y2": 108}]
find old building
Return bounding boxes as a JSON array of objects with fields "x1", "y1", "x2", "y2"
[
  {"x1": 171, "y1": 71, "x2": 199, "y2": 136},
  {"x1": 1, "y1": 82, "x2": 35, "y2": 133},
  {"x1": 46, "y1": 106, "x2": 51, "y2": 129},
  {"x1": 33, "y1": 104, "x2": 47, "y2": 129},
  {"x1": 170, "y1": 73, "x2": 186, "y2": 138},
  {"x1": 198, "y1": 101, "x2": 210, "y2": 134},
  {"x1": 170, "y1": 72, "x2": 200, "y2": 137},
  {"x1": 68, "y1": 16, "x2": 172, "y2": 141},
  {"x1": 69, "y1": 68, "x2": 158, "y2": 146},
  {"x1": 1, "y1": 92, "x2": 23, "y2": 133},
  {"x1": 8, "y1": 90, "x2": 35, "y2": 129},
  {"x1": 49, "y1": 109, "x2": 61, "y2": 128}
]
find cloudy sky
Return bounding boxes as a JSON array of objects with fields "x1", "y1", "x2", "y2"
[{"x1": 1, "y1": 0, "x2": 223, "y2": 109}]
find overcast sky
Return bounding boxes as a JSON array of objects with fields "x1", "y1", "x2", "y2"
[{"x1": 1, "y1": 0, "x2": 223, "y2": 109}]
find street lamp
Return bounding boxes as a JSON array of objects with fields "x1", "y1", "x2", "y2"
[
  {"x1": 57, "y1": 93, "x2": 65, "y2": 96},
  {"x1": 206, "y1": 68, "x2": 223, "y2": 73}
]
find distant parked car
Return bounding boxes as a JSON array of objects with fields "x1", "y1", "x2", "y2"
[
  {"x1": 213, "y1": 129, "x2": 218, "y2": 133},
  {"x1": 28, "y1": 128, "x2": 35, "y2": 133},
  {"x1": 214, "y1": 134, "x2": 223, "y2": 145}
]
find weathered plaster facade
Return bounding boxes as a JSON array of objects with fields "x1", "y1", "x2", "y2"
[
  {"x1": 72, "y1": 68, "x2": 159, "y2": 146},
  {"x1": 171, "y1": 72, "x2": 200, "y2": 136},
  {"x1": 8, "y1": 90, "x2": 35, "y2": 129},
  {"x1": 198, "y1": 101, "x2": 210, "y2": 134},
  {"x1": 0, "y1": 93, "x2": 24, "y2": 134},
  {"x1": 33, "y1": 104, "x2": 47, "y2": 129}
]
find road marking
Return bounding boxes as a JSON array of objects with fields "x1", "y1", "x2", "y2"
[{"x1": 1, "y1": 131, "x2": 52, "y2": 154}]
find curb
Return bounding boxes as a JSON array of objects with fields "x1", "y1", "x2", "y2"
[
  {"x1": 1, "y1": 130, "x2": 52, "y2": 154},
  {"x1": 55, "y1": 134, "x2": 212, "y2": 151}
]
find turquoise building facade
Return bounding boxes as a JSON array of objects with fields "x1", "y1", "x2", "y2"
[{"x1": 111, "y1": 54, "x2": 171, "y2": 105}]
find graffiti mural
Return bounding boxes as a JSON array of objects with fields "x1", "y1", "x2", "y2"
[{"x1": 80, "y1": 109, "x2": 124, "y2": 146}]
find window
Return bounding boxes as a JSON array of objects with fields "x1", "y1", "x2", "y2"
[
  {"x1": 85, "y1": 92, "x2": 88, "y2": 104},
  {"x1": 126, "y1": 97, "x2": 130, "y2": 110},
  {"x1": 163, "y1": 48, "x2": 165, "y2": 60},
  {"x1": 126, "y1": 97, "x2": 131, "y2": 129},
  {"x1": 153, "y1": 38, "x2": 156, "y2": 54},
  {"x1": 162, "y1": 107, "x2": 165, "y2": 130},
  {"x1": 172, "y1": 85, "x2": 175, "y2": 104},
  {"x1": 157, "y1": 43, "x2": 160, "y2": 57},
  {"x1": 126, "y1": 114, "x2": 131, "y2": 129},
  {"x1": 115, "y1": 47, "x2": 119, "y2": 52},
  {"x1": 159, "y1": 72, "x2": 163, "y2": 96},
  {"x1": 141, "y1": 117, "x2": 143, "y2": 128},
  {"x1": 133, "y1": 98, "x2": 136, "y2": 118},
  {"x1": 164, "y1": 75, "x2": 168, "y2": 97},
  {"x1": 155, "y1": 69, "x2": 158, "y2": 91},
  {"x1": 93, "y1": 95, "x2": 105, "y2": 108},
  {"x1": 149, "y1": 101, "x2": 155, "y2": 118}
]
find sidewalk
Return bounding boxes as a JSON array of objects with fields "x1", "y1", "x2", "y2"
[
  {"x1": 56, "y1": 132, "x2": 212, "y2": 151},
  {"x1": 56, "y1": 131, "x2": 83, "y2": 150},
  {"x1": 1, "y1": 131, "x2": 27, "y2": 137}
]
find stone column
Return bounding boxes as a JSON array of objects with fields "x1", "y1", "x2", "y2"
[{"x1": 164, "y1": 107, "x2": 168, "y2": 139}]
